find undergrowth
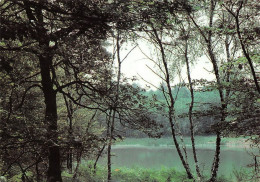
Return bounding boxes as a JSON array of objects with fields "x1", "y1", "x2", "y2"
[{"x1": 62, "y1": 161, "x2": 247, "y2": 182}]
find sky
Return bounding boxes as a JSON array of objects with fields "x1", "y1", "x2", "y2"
[{"x1": 117, "y1": 41, "x2": 216, "y2": 90}]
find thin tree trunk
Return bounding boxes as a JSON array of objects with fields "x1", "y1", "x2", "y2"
[
  {"x1": 188, "y1": 1, "x2": 225, "y2": 180},
  {"x1": 107, "y1": 110, "x2": 116, "y2": 181},
  {"x1": 207, "y1": 26, "x2": 224, "y2": 182},
  {"x1": 224, "y1": 35, "x2": 232, "y2": 99},
  {"x1": 63, "y1": 96, "x2": 73, "y2": 173},
  {"x1": 36, "y1": 162, "x2": 40, "y2": 182},
  {"x1": 94, "y1": 143, "x2": 106, "y2": 173},
  {"x1": 72, "y1": 149, "x2": 82, "y2": 182},
  {"x1": 107, "y1": 143, "x2": 112, "y2": 181},
  {"x1": 235, "y1": 18, "x2": 260, "y2": 94},
  {"x1": 207, "y1": 1, "x2": 225, "y2": 181},
  {"x1": 210, "y1": 131, "x2": 221, "y2": 182},
  {"x1": 224, "y1": 2, "x2": 260, "y2": 94},
  {"x1": 107, "y1": 30, "x2": 122, "y2": 181},
  {"x1": 151, "y1": 26, "x2": 194, "y2": 179},
  {"x1": 207, "y1": 39, "x2": 224, "y2": 182},
  {"x1": 169, "y1": 119, "x2": 193, "y2": 179},
  {"x1": 106, "y1": 108, "x2": 112, "y2": 181},
  {"x1": 184, "y1": 40, "x2": 201, "y2": 180}
]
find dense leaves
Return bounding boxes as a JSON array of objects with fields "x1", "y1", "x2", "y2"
[{"x1": 0, "y1": 0, "x2": 259, "y2": 181}]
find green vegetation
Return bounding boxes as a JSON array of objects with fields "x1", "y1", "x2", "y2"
[
  {"x1": 1, "y1": 0, "x2": 259, "y2": 181},
  {"x1": 62, "y1": 161, "x2": 259, "y2": 182},
  {"x1": 62, "y1": 162, "x2": 232, "y2": 182}
]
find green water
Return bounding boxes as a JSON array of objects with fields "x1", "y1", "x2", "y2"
[{"x1": 99, "y1": 138, "x2": 257, "y2": 178}]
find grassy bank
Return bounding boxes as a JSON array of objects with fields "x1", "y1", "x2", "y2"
[
  {"x1": 60, "y1": 137, "x2": 257, "y2": 181},
  {"x1": 62, "y1": 162, "x2": 233, "y2": 182},
  {"x1": 63, "y1": 162, "x2": 259, "y2": 182}
]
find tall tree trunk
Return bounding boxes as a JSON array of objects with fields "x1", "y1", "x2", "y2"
[
  {"x1": 39, "y1": 55, "x2": 62, "y2": 182},
  {"x1": 151, "y1": 26, "x2": 193, "y2": 179},
  {"x1": 207, "y1": 37, "x2": 224, "y2": 182},
  {"x1": 26, "y1": 3, "x2": 63, "y2": 181},
  {"x1": 188, "y1": 1, "x2": 225, "y2": 180},
  {"x1": 207, "y1": 1, "x2": 225, "y2": 181},
  {"x1": 106, "y1": 107, "x2": 113, "y2": 181},
  {"x1": 107, "y1": 31, "x2": 122, "y2": 181},
  {"x1": 184, "y1": 40, "x2": 201, "y2": 180}
]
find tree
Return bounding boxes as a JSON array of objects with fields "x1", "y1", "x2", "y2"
[
  {"x1": 136, "y1": 17, "x2": 195, "y2": 180},
  {"x1": 185, "y1": 0, "x2": 259, "y2": 180},
  {"x1": 222, "y1": 0, "x2": 260, "y2": 94},
  {"x1": 1, "y1": 0, "x2": 258, "y2": 181},
  {"x1": 1, "y1": 1, "x2": 167, "y2": 181},
  {"x1": 0, "y1": 1, "x2": 119, "y2": 181},
  {"x1": 186, "y1": 1, "x2": 229, "y2": 180},
  {"x1": 179, "y1": 21, "x2": 202, "y2": 180},
  {"x1": 0, "y1": 50, "x2": 47, "y2": 181}
]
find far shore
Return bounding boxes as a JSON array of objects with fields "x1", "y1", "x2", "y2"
[{"x1": 114, "y1": 136, "x2": 255, "y2": 150}]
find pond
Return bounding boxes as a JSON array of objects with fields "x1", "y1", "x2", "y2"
[{"x1": 99, "y1": 143, "x2": 257, "y2": 177}]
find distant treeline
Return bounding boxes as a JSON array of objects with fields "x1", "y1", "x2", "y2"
[{"x1": 117, "y1": 86, "x2": 220, "y2": 138}]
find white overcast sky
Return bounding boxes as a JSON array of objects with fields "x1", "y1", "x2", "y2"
[
  {"x1": 108, "y1": 40, "x2": 216, "y2": 90},
  {"x1": 106, "y1": 10, "x2": 221, "y2": 89}
]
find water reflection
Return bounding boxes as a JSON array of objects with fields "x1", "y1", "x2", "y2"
[{"x1": 99, "y1": 146, "x2": 254, "y2": 177}]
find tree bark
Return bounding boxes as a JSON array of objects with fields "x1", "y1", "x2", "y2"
[
  {"x1": 169, "y1": 119, "x2": 193, "y2": 179},
  {"x1": 184, "y1": 40, "x2": 201, "y2": 180},
  {"x1": 224, "y1": 2, "x2": 260, "y2": 94},
  {"x1": 235, "y1": 17, "x2": 260, "y2": 94},
  {"x1": 94, "y1": 144, "x2": 106, "y2": 173},
  {"x1": 63, "y1": 96, "x2": 73, "y2": 173},
  {"x1": 107, "y1": 31, "x2": 122, "y2": 181},
  {"x1": 188, "y1": 1, "x2": 225, "y2": 180},
  {"x1": 107, "y1": 109, "x2": 116, "y2": 181},
  {"x1": 210, "y1": 131, "x2": 221, "y2": 182},
  {"x1": 39, "y1": 54, "x2": 62, "y2": 182},
  {"x1": 151, "y1": 27, "x2": 193, "y2": 179},
  {"x1": 23, "y1": 3, "x2": 63, "y2": 180},
  {"x1": 207, "y1": 1, "x2": 225, "y2": 181}
]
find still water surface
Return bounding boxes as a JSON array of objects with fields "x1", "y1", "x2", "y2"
[{"x1": 100, "y1": 145, "x2": 255, "y2": 177}]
